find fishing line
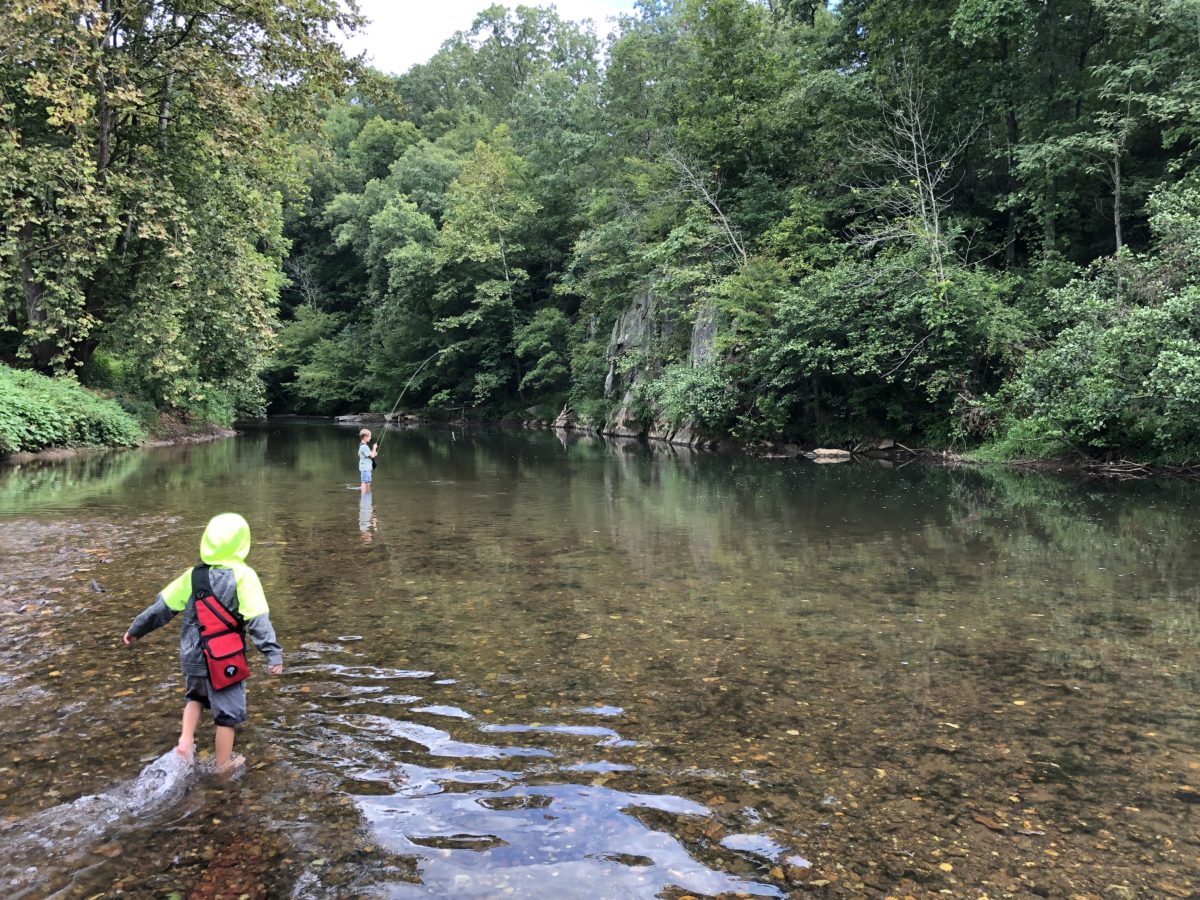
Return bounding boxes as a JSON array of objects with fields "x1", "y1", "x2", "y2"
[{"x1": 372, "y1": 348, "x2": 448, "y2": 463}]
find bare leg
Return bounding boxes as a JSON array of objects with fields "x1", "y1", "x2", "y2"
[
  {"x1": 214, "y1": 725, "x2": 243, "y2": 773},
  {"x1": 177, "y1": 701, "x2": 202, "y2": 757}
]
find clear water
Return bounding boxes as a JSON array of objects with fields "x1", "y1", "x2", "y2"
[{"x1": 1, "y1": 423, "x2": 1198, "y2": 897}]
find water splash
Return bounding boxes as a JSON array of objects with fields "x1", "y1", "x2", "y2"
[
  {"x1": 412, "y1": 704, "x2": 474, "y2": 719},
  {"x1": 289, "y1": 664, "x2": 436, "y2": 680},
  {"x1": 0, "y1": 751, "x2": 197, "y2": 897},
  {"x1": 575, "y1": 706, "x2": 624, "y2": 717}
]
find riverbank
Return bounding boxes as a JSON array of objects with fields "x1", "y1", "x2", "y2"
[
  {"x1": 2, "y1": 423, "x2": 237, "y2": 464},
  {"x1": 330, "y1": 410, "x2": 1200, "y2": 480},
  {"x1": 0, "y1": 366, "x2": 241, "y2": 462}
]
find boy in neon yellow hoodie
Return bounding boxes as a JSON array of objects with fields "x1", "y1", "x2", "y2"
[{"x1": 123, "y1": 513, "x2": 283, "y2": 772}]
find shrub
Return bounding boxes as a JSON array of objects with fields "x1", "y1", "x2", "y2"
[
  {"x1": 515, "y1": 308, "x2": 570, "y2": 395},
  {"x1": 985, "y1": 176, "x2": 1200, "y2": 462},
  {"x1": 0, "y1": 366, "x2": 144, "y2": 454},
  {"x1": 79, "y1": 349, "x2": 133, "y2": 393},
  {"x1": 638, "y1": 362, "x2": 737, "y2": 431},
  {"x1": 178, "y1": 389, "x2": 238, "y2": 428},
  {"x1": 116, "y1": 395, "x2": 160, "y2": 430},
  {"x1": 571, "y1": 396, "x2": 613, "y2": 428}
]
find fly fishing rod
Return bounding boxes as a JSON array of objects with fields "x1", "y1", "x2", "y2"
[{"x1": 373, "y1": 348, "x2": 448, "y2": 459}]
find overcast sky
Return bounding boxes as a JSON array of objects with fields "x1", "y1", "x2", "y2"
[{"x1": 340, "y1": 1, "x2": 639, "y2": 75}]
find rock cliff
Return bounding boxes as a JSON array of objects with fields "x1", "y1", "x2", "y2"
[{"x1": 600, "y1": 287, "x2": 719, "y2": 447}]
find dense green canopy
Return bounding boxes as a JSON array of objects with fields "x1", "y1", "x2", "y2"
[
  {"x1": 1, "y1": 0, "x2": 359, "y2": 414},
  {"x1": 5, "y1": 1, "x2": 1200, "y2": 460}
]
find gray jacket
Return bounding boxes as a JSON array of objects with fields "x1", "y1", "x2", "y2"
[{"x1": 128, "y1": 565, "x2": 283, "y2": 677}]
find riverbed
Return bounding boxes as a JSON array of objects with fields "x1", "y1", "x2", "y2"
[{"x1": 1, "y1": 422, "x2": 1197, "y2": 898}]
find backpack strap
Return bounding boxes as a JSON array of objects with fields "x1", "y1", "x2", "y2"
[
  {"x1": 191, "y1": 563, "x2": 212, "y2": 601},
  {"x1": 191, "y1": 563, "x2": 243, "y2": 628}
]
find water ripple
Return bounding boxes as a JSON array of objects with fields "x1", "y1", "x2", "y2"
[
  {"x1": 344, "y1": 715, "x2": 555, "y2": 760},
  {"x1": 357, "y1": 783, "x2": 783, "y2": 898}
]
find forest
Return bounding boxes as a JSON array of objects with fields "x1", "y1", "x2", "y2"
[{"x1": 3, "y1": 0, "x2": 1200, "y2": 460}]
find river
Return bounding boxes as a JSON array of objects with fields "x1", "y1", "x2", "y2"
[{"x1": 1, "y1": 422, "x2": 1197, "y2": 898}]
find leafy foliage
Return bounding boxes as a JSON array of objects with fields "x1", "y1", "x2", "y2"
[
  {"x1": 515, "y1": 308, "x2": 571, "y2": 396},
  {"x1": 0, "y1": 366, "x2": 142, "y2": 453},
  {"x1": 987, "y1": 175, "x2": 1200, "y2": 461},
  {"x1": 0, "y1": 0, "x2": 359, "y2": 412},
  {"x1": 8, "y1": 0, "x2": 1200, "y2": 460},
  {"x1": 638, "y1": 363, "x2": 738, "y2": 432}
]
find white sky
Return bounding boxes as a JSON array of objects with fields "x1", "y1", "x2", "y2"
[{"x1": 340, "y1": 1, "x2": 639, "y2": 75}]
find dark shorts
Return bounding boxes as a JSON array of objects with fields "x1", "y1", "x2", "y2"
[{"x1": 184, "y1": 675, "x2": 247, "y2": 727}]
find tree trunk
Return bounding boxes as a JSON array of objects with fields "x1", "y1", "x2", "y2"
[
  {"x1": 1043, "y1": 172, "x2": 1057, "y2": 256},
  {"x1": 158, "y1": 70, "x2": 174, "y2": 155},
  {"x1": 95, "y1": 3, "x2": 112, "y2": 175},
  {"x1": 96, "y1": 83, "x2": 112, "y2": 173},
  {"x1": 1111, "y1": 152, "x2": 1122, "y2": 255},
  {"x1": 1004, "y1": 108, "x2": 1019, "y2": 266},
  {"x1": 1000, "y1": 34, "x2": 1020, "y2": 267},
  {"x1": 1112, "y1": 151, "x2": 1123, "y2": 296},
  {"x1": 18, "y1": 226, "x2": 53, "y2": 370}
]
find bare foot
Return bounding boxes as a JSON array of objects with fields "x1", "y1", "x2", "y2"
[
  {"x1": 175, "y1": 739, "x2": 195, "y2": 759},
  {"x1": 215, "y1": 753, "x2": 245, "y2": 776}
]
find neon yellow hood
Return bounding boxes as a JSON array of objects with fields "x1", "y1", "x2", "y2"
[{"x1": 199, "y1": 513, "x2": 252, "y2": 565}]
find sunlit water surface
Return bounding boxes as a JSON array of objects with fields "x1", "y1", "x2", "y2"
[{"x1": 1, "y1": 423, "x2": 1197, "y2": 898}]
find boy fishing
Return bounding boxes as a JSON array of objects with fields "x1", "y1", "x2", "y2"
[
  {"x1": 359, "y1": 428, "x2": 378, "y2": 494},
  {"x1": 123, "y1": 513, "x2": 283, "y2": 773}
]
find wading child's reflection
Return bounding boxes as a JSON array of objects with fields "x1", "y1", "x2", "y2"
[{"x1": 359, "y1": 490, "x2": 378, "y2": 543}]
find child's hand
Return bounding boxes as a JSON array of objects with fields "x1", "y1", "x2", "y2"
[
  {"x1": 372, "y1": 442, "x2": 378, "y2": 451},
  {"x1": 122, "y1": 632, "x2": 138, "y2": 646},
  {"x1": 268, "y1": 663, "x2": 283, "y2": 676}
]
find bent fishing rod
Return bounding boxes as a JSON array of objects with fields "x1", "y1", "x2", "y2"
[{"x1": 374, "y1": 348, "x2": 448, "y2": 454}]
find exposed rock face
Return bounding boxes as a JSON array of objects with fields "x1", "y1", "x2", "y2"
[
  {"x1": 602, "y1": 288, "x2": 721, "y2": 446},
  {"x1": 647, "y1": 421, "x2": 715, "y2": 449},
  {"x1": 552, "y1": 407, "x2": 579, "y2": 430},
  {"x1": 672, "y1": 301, "x2": 721, "y2": 448},
  {"x1": 603, "y1": 288, "x2": 656, "y2": 439},
  {"x1": 690, "y1": 303, "x2": 719, "y2": 366},
  {"x1": 607, "y1": 408, "x2": 646, "y2": 439}
]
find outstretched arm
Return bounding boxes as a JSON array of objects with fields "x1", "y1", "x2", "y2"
[
  {"x1": 233, "y1": 568, "x2": 283, "y2": 674},
  {"x1": 246, "y1": 614, "x2": 284, "y2": 674},
  {"x1": 125, "y1": 596, "x2": 177, "y2": 643},
  {"x1": 124, "y1": 570, "x2": 189, "y2": 645}
]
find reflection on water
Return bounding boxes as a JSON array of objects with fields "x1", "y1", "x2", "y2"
[
  {"x1": 1, "y1": 422, "x2": 1199, "y2": 898},
  {"x1": 360, "y1": 782, "x2": 781, "y2": 899},
  {"x1": 360, "y1": 490, "x2": 377, "y2": 543}
]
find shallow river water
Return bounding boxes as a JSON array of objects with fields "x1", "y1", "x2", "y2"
[{"x1": 0, "y1": 422, "x2": 1197, "y2": 898}]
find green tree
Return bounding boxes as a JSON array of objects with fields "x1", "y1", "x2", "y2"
[
  {"x1": 0, "y1": 0, "x2": 360, "y2": 413},
  {"x1": 434, "y1": 127, "x2": 541, "y2": 406},
  {"x1": 515, "y1": 307, "x2": 571, "y2": 395},
  {"x1": 264, "y1": 0, "x2": 1200, "y2": 463},
  {"x1": 991, "y1": 174, "x2": 1200, "y2": 460}
]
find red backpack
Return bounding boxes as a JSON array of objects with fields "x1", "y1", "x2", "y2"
[{"x1": 192, "y1": 565, "x2": 251, "y2": 690}]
